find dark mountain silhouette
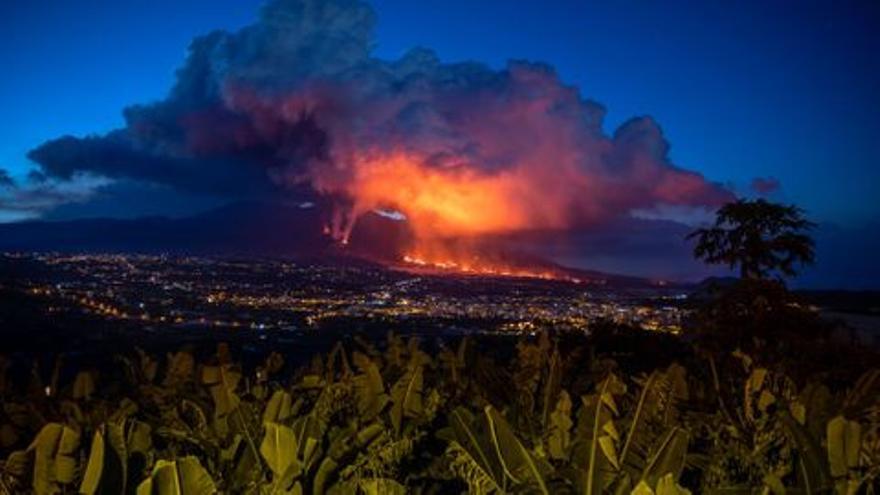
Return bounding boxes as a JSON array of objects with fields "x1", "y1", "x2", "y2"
[
  {"x1": 0, "y1": 201, "x2": 662, "y2": 287},
  {"x1": 0, "y1": 201, "x2": 328, "y2": 255}
]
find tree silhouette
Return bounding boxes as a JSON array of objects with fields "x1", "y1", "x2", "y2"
[{"x1": 688, "y1": 199, "x2": 816, "y2": 280}]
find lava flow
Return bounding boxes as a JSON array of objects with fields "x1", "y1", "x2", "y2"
[
  {"x1": 400, "y1": 253, "x2": 581, "y2": 282},
  {"x1": 395, "y1": 232, "x2": 578, "y2": 281}
]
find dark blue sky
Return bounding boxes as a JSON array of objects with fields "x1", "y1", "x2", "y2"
[
  {"x1": 3, "y1": 0, "x2": 878, "y2": 226},
  {"x1": 370, "y1": 0, "x2": 880, "y2": 226}
]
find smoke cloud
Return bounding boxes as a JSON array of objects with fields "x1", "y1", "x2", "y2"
[
  {"x1": 751, "y1": 176, "x2": 781, "y2": 196},
  {"x1": 0, "y1": 167, "x2": 103, "y2": 222},
  {"x1": 26, "y1": 0, "x2": 733, "y2": 253}
]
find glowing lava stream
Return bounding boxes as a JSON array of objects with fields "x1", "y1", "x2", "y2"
[{"x1": 400, "y1": 254, "x2": 580, "y2": 282}]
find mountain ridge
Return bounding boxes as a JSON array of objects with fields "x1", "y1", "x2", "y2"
[{"x1": 0, "y1": 201, "x2": 668, "y2": 287}]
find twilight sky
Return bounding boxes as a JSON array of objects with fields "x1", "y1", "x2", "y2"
[{"x1": 1, "y1": 0, "x2": 878, "y2": 287}]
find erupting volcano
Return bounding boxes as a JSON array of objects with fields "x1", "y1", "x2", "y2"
[
  {"x1": 314, "y1": 148, "x2": 585, "y2": 278},
  {"x1": 308, "y1": 139, "x2": 729, "y2": 280},
  {"x1": 308, "y1": 149, "x2": 561, "y2": 279},
  {"x1": 23, "y1": 0, "x2": 736, "y2": 280}
]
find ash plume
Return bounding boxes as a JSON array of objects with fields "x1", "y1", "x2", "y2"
[{"x1": 27, "y1": 0, "x2": 733, "y2": 255}]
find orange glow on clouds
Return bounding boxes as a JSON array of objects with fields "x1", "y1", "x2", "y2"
[
  {"x1": 313, "y1": 146, "x2": 600, "y2": 244},
  {"x1": 311, "y1": 148, "x2": 590, "y2": 279},
  {"x1": 338, "y1": 150, "x2": 570, "y2": 238}
]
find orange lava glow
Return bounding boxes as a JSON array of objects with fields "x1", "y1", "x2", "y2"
[
  {"x1": 309, "y1": 148, "x2": 593, "y2": 280},
  {"x1": 345, "y1": 150, "x2": 573, "y2": 237},
  {"x1": 313, "y1": 148, "x2": 582, "y2": 239},
  {"x1": 400, "y1": 253, "x2": 581, "y2": 282}
]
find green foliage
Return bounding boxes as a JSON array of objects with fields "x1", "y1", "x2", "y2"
[
  {"x1": 260, "y1": 422, "x2": 299, "y2": 481},
  {"x1": 0, "y1": 330, "x2": 877, "y2": 494},
  {"x1": 389, "y1": 353, "x2": 425, "y2": 435},
  {"x1": 136, "y1": 456, "x2": 216, "y2": 495},
  {"x1": 29, "y1": 423, "x2": 80, "y2": 494}
]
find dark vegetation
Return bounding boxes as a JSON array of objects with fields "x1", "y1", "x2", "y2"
[
  {"x1": 0, "y1": 308, "x2": 877, "y2": 494},
  {"x1": 688, "y1": 198, "x2": 815, "y2": 281},
  {"x1": 0, "y1": 199, "x2": 877, "y2": 494}
]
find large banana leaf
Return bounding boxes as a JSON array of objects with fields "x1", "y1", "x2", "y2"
[
  {"x1": 540, "y1": 346, "x2": 564, "y2": 428},
  {"x1": 352, "y1": 353, "x2": 389, "y2": 421},
  {"x1": 619, "y1": 365, "x2": 688, "y2": 484},
  {"x1": 325, "y1": 342, "x2": 353, "y2": 382},
  {"x1": 73, "y1": 371, "x2": 96, "y2": 401},
  {"x1": 446, "y1": 407, "x2": 506, "y2": 492},
  {"x1": 638, "y1": 427, "x2": 688, "y2": 487},
  {"x1": 125, "y1": 419, "x2": 152, "y2": 456},
  {"x1": 826, "y1": 415, "x2": 863, "y2": 494},
  {"x1": 80, "y1": 418, "x2": 153, "y2": 495},
  {"x1": 547, "y1": 390, "x2": 573, "y2": 460},
  {"x1": 799, "y1": 382, "x2": 833, "y2": 441},
  {"x1": 311, "y1": 423, "x2": 386, "y2": 494},
  {"x1": 260, "y1": 421, "x2": 301, "y2": 480},
  {"x1": 220, "y1": 434, "x2": 259, "y2": 492},
  {"x1": 263, "y1": 389, "x2": 294, "y2": 424},
  {"x1": 570, "y1": 373, "x2": 626, "y2": 495},
  {"x1": 200, "y1": 364, "x2": 242, "y2": 418},
  {"x1": 390, "y1": 361, "x2": 424, "y2": 435},
  {"x1": 135, "y1": 457, "x2": 216, "y2": 495},
  {"x1": 28, "y1": 422, "x2": 80, "y2": 495},
  {"x1": 619, "y1": 371, "x2": 660, "y2": 479},
  {"x1": 444, "y1": 405, "x2": 550, "y2": 494},
  {"x1": 779, "y1": 410, "x2": 832, "y2": 493},
  {"x1": 359, "y1": 478, "x2": 406, "y2": 495},
  {"x1": 291, "y1": 415, "x2": 323, "y2": 473},
  {"x1": 80, "y1": 423, "x2": 127, "y2": 495},
  {"x1": 630, "y1": 473, "x2": 692, "y2": 495},
  {"x1": 485, "y1": 406, "x2": 551, "y2": 494}
]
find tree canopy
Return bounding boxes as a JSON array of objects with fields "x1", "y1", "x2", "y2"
[{"x1": 688, "y1": 198, "x2": 815, "y2": 280}]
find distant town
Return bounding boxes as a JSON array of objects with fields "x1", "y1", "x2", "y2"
[{"x1": 0, "y1": 252, "x2": 689, "y2": 341}]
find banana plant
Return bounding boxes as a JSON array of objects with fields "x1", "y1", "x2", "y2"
[
  {"x1": 79, "y1": 415, "x2": 152, "y2": 494},
  {"x1": 0, "y1": 422, "x2": 81, "y2": 495},
  {"x1": 614, "y1": 364, "x2": 690, "y2": 491},
  {"x1": 441, "y1": 404, "x2": 551, "y2": 494},
  {"x1": 259, "y1": 419, "x2": 399, "y2": 494},
  {"x1": 567, "y1": 373, "x2": 627, "y2": 495},
  {"x1": 389, "y1": 355, "x2": 425, "y2": 436},
  {"x1": 262, "y1": 389, "x2": 296, "y2": 424},
  {"x1": 629, "y1": 473, "x2": 691, "y2": 495},
  {"x1": 352, "y1": 352, "x2": 389, "y2": 422},
  {"x1": 73, "y1": 370, "x2": 97, "y2": 401},
  {"x1": 259, "y1": 421, "x2": 302, "y2": 493},
  {"x1": 163, "y1": 351, "x2": 195, "y2": 389},
  {"x1": 135, "y1": 456, "x2": 216, "y2": 495},
  {"x1": 827, "y1": 415, "x2": 863, "y2": 495},
  {"x1": 30, "y1": 422, "x2": 80, "y2": 495},
  {"x1": 200, "y1": 363, "x2": 242, "y2": 419}
]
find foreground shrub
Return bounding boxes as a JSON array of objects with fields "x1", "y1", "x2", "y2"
[{"x1": 0, "y1": 332, "x2": 878, "y2": 494}]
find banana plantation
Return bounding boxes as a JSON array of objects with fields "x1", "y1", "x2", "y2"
[{"x1": 0, "y1": 330, "x2": 878, "y2": 494}]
